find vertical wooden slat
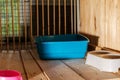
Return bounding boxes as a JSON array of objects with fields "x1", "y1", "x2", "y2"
[
  {"x1": 6, "y1": 0, "x2": 9, "y2": 51},
  {"x1": 36, "y1": 0, "x2": 39, "y2": 36},
  {"x1": 53, "y1": 0, "x2": 55, "y2": 35},
  {"x1": 58, "y1": 0, "x2": 61, "y2": 34},
  {"x1": 23, "y1": 0, "x2": 27, "y2": 49},
  {"x1": 77, "y1": 0, "x2": 80, "y2": 34},
  {"x1": 48, "y1": 0, "x2": 50, "y2": 35},
  {"x1": 42, "y1": 0, "x2": 44, "y2": 36},
  {"x1": 30, "y1": 0, "x2": 33, "y2": 47},
  {"x1": 11, "y1": 0, "x2": 15, "y2": 50},
  {"x1": 0, "y1": 7, "x2": 2, "y2": 51},
  {"x1": 17, "y1": 0, "x2": 21, "y2": 50},
  {"x1": 64, "y1": 0, "x2": 67, "y2": 34},
  {"x1": 71, "y1": 0, "x2": 73, "y2": 34},
  {"x1": 74, "y1": 0, "x2": 77, "y2": 34}
]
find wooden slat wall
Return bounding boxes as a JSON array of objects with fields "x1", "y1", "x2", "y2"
[
  {"x1": 0, "y1": 0, "x2": 78, "y2": 50},
  {"x1": 80, "y1": 0, "x2": 120, "y2": 50}
]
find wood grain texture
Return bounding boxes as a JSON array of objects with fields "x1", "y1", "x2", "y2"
[
  {"x1": 30, "y1": 49, "x2": 85, "y2": 80},
  {"x1": 62, "y1": 59, "x2": 120, "y2": 80},
  {"x1": 0, "y1": 51, "x2": 27, "y2": 80},
  {"x1": 80, "y1": 0, "x2": 120, "y2": 50},
  {"x1": 21, "y1": 50, "x2": 47, "y2": 80}
]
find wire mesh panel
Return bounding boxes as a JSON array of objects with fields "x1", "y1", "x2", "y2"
[{"x1": 0, "y1": 0, "x2": 79, "y2": 50}]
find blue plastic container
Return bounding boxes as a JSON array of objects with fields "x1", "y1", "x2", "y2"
[{"x1": 35, "y1": 34, "x2": 89, "y2": 59}]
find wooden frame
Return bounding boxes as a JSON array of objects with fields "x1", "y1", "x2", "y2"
[
  {"x1": 11, "y1": 0, "x2": 15, "y2": 50},
  {"x1": 36, "y1": 0, "x2": 39, "y2": 36},
  {"x1": 6, "y1": 0, "x2": 9, "y2": 51},
  {"x1": 64, "y1": 0, "x2": 67, "y2": 34},
  {"x1": 42, "y1": 0, "x2": 44, "y2": 36},
  {"x1": 17, "y1": 0, "x2": 21, "y2": 50},
  {"x1": 58, "y1": 0, "x2": 61, "y2": 34},
  {"x1": 53, "y1": 0, "x2": 55, "y2": 35},
  {"x1": 23, "y1": 0, "x2": 27, "y2": 49}
]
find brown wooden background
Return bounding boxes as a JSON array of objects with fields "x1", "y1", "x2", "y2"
[{"x1": 80, "y1": 0, "x2": 120, "y2": 51}]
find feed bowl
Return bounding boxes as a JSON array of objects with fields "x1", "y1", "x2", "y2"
[{"x1": 0, "y1": 70, "x2": 22, "y2": 80}]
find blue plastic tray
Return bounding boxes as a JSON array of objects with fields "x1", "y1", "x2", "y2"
[{"x1": 35, "y1": 34, "x2": 89, "y2": 59}]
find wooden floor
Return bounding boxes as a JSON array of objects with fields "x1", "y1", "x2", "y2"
[{"x1": 0, "y1": 49, "x2": 120, "y2": 80}]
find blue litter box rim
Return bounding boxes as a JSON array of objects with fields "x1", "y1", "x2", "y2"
[{"x1": 35, "y1": 34, "x2": 90, "y2": 43}]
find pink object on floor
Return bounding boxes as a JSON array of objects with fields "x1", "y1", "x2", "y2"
[{"x1": 0, "y1": 70, "x2": 22, "y2": 80}]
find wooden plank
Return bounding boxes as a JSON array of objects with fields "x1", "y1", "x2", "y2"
[
  {"x1": 71, "y1": 0, "x2": 73, "y2": 34},
  {"x1": 21, "y1": 50, "x2": 48, "y2": 80},
  {"x1": 53, "y1": 0, "x2": 55, "y2": 35},
  {"x1": 0, "y1": 50, "x2": 27, "y2": 80},
  {"x1": 79, "y1": 0, "x2": 120, "y2": 51},
  {"x1": 30, "y1": 49, "x2": 85, "y2": 80},
  {"x1": 62, "y1": 59, "x2": 120, "y2": 80},
  {"x1": 48, "y1": 0, "x2": 50, "y2": 35},
  {"x1": 74, "y1": 0, "x2": 77, "y2": 34},
  {"x1": 23, "y1": 0, "x2": 27, "y2": 49},
  {"x1": 11, "y1": 0, "x2": 15, "y2": 50},
  {"x1": 64, "y1": 0, "x2": 66, "y2": 34},
  {"x1": 42, "y1": 0, "x2": 45, "y2": 36},
  {"x1": 36, "y1": 0, "x2": 39, "y2": 36},
  {"x1": 30, "y1": 0, "x2": 33, "y2": 48},
  {"x1": 58, "y1": 0, "x2": 61, "y2": 34}
]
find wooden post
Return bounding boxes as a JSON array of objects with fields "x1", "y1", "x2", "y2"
[
  {"x1": 17, "y1": 0, "x2": 21, "y2": 50},
  {"x1": 71, "y1": 0, "x2": 73, "y2": 34},
  {"x1": 53, "y1": 0, "x2": 55, "y2": 35},
  {"x1": 23, "y1": 0, "x2": 27, "y2": 49},
  {"x1": 30, "y1": 0, "x2": 33, "y2": 48},
  {"x1": 48, "y1": 0, "x2": 50, "y2": 35},
  {"x1": 42, "y1": 0, "x2": 44, "y2": 36},
  {"x1": 36, "y1": 0, "x2": 39, "y2": 36},
  {"x1": 0, "y1": 7, "x2": 2, "y2": 51},
  {"x1": 6, "y1": 0, "x2": 9, "y2": 51},
  {"x1": 64, "y1": 0, "x2": 66, "y2": 34},
  {"x1": 11, "y1": 0, "x2": 15, "y2": 50},
  {"x1": 74, "y1": 0, "x2": 77, "y2": 34},
  {"x1": 58, "y1": 0, "x2": 61, "y2": 34}
]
